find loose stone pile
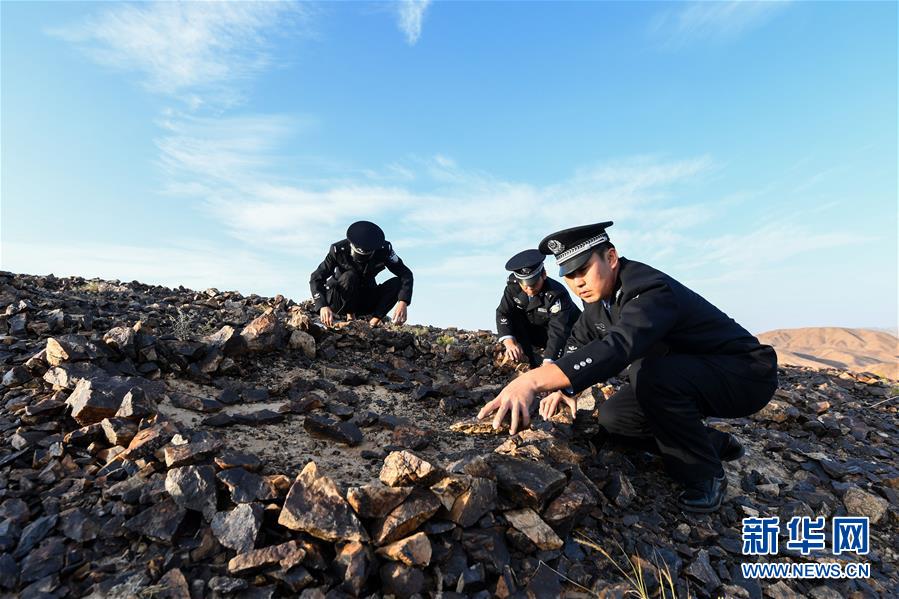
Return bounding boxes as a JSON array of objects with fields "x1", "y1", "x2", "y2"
[{"x1": 0, "y1": 272, "x2": 896, "y2": 598}]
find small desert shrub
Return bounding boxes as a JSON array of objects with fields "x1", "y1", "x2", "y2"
[
  {"x1": 436, "y1": 334, "x2": 455, "y2": 346},
  {"x1": 172, "y1": 309, "x2": 193, "y2": 340}
]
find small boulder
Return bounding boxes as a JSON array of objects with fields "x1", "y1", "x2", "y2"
[{"x1": 278, "y1": 462, "x2": 368, "y2": 542}]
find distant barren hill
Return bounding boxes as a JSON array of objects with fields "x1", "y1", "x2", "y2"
[{"x1": 758, "y1": 327, "x2": 898, "y2": 380}]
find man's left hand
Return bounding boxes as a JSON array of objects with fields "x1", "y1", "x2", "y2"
[
  {"x1": 539, "y1": 390, "x2": 577, "y2": 420},
  {"x1": 392, "y1": 301, "x2": 408, "y2": 326}
]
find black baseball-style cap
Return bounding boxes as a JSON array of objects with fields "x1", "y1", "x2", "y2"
[
  {"x1": 505, "y1": 249, "x2": 545, "y2": 286},
  {"x1": 346, "y1": 221, "x2": 385, "y2": 254},
  {"x1": 538, "y1": 221, "x2": 613, "y2": 276}
]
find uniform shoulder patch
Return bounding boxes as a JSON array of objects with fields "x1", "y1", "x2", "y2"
[
  {"x1": 388, "y1": 250, "x2": 399, "y2": 263},
  {"x1": 549, "y1": 299, "x2": 561, "y2": 313}
]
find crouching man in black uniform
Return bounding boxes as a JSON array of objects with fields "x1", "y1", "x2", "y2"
[
  {"x1": 478, "y1": 221, "x2": 777, "y2": 513},
  {"x1": 310, "y1": 221, "x2": 414, "y2": 327},
  {"x1": 496, "y1": 249, "x2": 581, "y2": 368}
]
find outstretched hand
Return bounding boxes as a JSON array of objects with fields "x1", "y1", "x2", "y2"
[{"x1": 477, "y1": 373, "x2": 540, "y2": 435}]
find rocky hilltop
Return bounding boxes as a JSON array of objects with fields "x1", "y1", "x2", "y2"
[{"x1": 0, "y1": 272, "x2": 896, "y2": 599}]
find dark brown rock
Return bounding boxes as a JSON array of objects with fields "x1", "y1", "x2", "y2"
[
  {"x1": 303, "y1": 413, "x2": 363, "y2": 446},
  {"x1": 12, "y1": 514, "x2": 57, "y2": 559},
  {"x1": 2, "y1": 365, "x2": 32, "y2": 387},
  {"x1": 65, "y1": 378, "x2": 123, "y2": 425},
  {"x1": 45, "y1": 335, "x2": 96, "y2": 365},
  {"x1": 449, "y1": 477, "x2": 497, "y2": 527},
  {"x1": 375, "y1": 531, "x2": 432, "y2": 567},
  {"x1": 346, "y1": 484, "x2": 413, "y2": 518},
  {"x1": 59, "y1": 507, "x2": 98, "y2": 542},
  {"x1": 484, "y1": 454, "x2": 566, "y2": 509},
  {"x1": 686, "y1": 549, "x2": 721, "y2": 593},
  {"x1": 380, "y1": 562, "x2": 424, "y2": 598},
  {"x1": 20, "y1": 536, "x2": 65, "y2": 583},
  {"x1": 333, "y1": 541, "x2": 373, "y2": 596},
  {"x1": 235, "y1": 409, "x2": 284, "y2": 425},
  {"x1": 164, "y1": 432, "x2": 223, "y2": 467},
  {"x1": 278, "y1": 462, "x2": 368, "y2": 542},
  {"x1": 169, "y1": 391, "x2": 223, "y2": 413},
  {"x1": 461, "y1": 528, "x2": 511, "y2": 575},
  {"x1": 372, "y1": 489, "x2": 441, "y2": 546},
  {"x1": 165, "y1": 465, "x2": 217, "y2": 521},
  {"x1": 214, "y1": 450, "x2": 262, "y2": 471},
  {"x1": 212, "y1": 503, "x2": 263, "y2": 553},
  {"x1": 227, "y1": 540, "x2": 306, "y2": 575},
  {"x1": 842, "y1": 486, "x2": 889, "y2": 524},
  {"x1": 208, "y1": 576, "x2": 248, "y2": 593},
  {"x1": 101, "y1": 417, "x2": 138, "y2": 446},
  {"x1": 156, "y1": 568, "x2": 190, "y2": 599},
  {"x1": 24, "y1": 398, "x2": 65, "y2": 419},
  {"x1": 121, "y1": 419, "x2": 179, "y2": 460},
  {"x1": 124, "y1": 498, "x2": 186, "y2": 543},
  {"x1": 217, "y1": 467, "x2": 279, "y2": 503},
  {"x1": 504, "y1": 508, "x2": 563, "y2": 551},
  {"x1": 0, "y1": 499, "x2": 30, "y2": 523},
  {"x1": 115, "y1": 387, "x2": 156, "y2": 419},
  {"x1": 542, "y1": 478, "x2": 598, "y2": 535},
  {"x1": 205, "y1": 325, "x2": 247, "y2": 357},
  {"x1": 240, "y1": 312, "x2": 286, "y2": 353},
  {"x1": 380, "y1": 450, "x2": 441, "y2": 487},
  {"x1": 103, "y1": 325, "x2": 137, "y2": 358}
]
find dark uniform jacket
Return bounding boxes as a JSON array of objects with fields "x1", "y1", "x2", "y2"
[
  {"x1": 309, "y1": 240, "x2": 414, "y2": 311},
  {"x1": 496, "y1": 275, "x2": 581, "y2": 361},
  {"x1": 556, "y1": 257, "x2": 774, "y2": 393}
]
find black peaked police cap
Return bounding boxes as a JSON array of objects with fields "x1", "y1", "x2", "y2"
[
  {"x1": 504, "y1": 249, "x2": 545, "y2": 284},
  {"x1": 538, "y1": 221, "x2": 613, "y2": 276},
  {"x1": 346, "y1": 221, "x2": 385, "y2": 252}
]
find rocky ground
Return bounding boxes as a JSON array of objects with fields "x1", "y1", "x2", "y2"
[{"x1": 0, "y1": 271, "x2": 896, "y2": 599}]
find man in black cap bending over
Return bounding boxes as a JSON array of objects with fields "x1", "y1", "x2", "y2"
[
  {"x1": 496, "y1": 249, "x2": 581, "y2": 368},
  {"x1": 310, "y1": 221, "x2": 414, "y2": 328},
  {"x1": 478, "y1": 221, "x2": 777, "y2": 513}
]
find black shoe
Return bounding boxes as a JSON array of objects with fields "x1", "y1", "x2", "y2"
[
  {"x1": 719, "y1": 433, "x2": 745, "y2": 462},
  {"x1": 678, "y1": 475, "x2": 727, "y2": 513}
]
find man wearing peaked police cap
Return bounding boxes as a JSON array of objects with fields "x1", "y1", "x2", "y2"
[
  {"x1": 478, "y1": 221, "x2": 778, "y2": 513},
  {"x1": 310, "y1": 221, "x2": 414, "y2": 328},
  {"x1": 496, "y1": 249, "x2": 581, "y2": 368}
]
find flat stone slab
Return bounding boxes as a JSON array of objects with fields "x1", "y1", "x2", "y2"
[
  {"x1": 504, "y1": 508, "x2": 563, "y2": 551},
  {"x1": 375, "y1": 531, "x2": 432, "y2": 567},
  {"x1": 372, "y1": 489, "x2": 441, "y2": 546},
  {"x1": 227, "y1": 540, "x2": 306, "y2": 575},
  {"x1": 278, "y1": 462, "x2": 368, "y2": 543},
  {"x1": 484, "y1": 453, "x2": 567, "y2": 509}
]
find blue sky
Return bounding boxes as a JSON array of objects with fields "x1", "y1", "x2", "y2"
[{"x1": 2, "y1": 1, "x2": 896, "y2": 333}]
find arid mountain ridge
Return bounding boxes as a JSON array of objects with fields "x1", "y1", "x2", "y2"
[
  {"x1": 0, "y1": 271, "x2": 896, "y2": 598},
  {"x1": 758, "y1": 327, "x2": 897, "y2": 380}
]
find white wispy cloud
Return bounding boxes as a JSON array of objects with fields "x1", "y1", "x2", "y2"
[
  {"x1": 650, "y1": 1, "x2": 790, "y2": 47},
  {"x1": 48, "y1": 1, "x2": 304, "y2": 105},
  {"x1": 155, "y1": 111, "x2": 725, "y2": 268},
  {"x1": 396, "y1": 0, "x2": 431, "y2": 45}
]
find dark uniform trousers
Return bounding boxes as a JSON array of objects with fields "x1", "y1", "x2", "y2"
[
  {"x1": 327, "y1": 270, "x2": 403, "y2": 319},
  {"x1": 505, "y1": 310, "x2": 550, "y2": 367},
  {"x1": 596, "y1": 347, "x2": 777, "y2": 483}
]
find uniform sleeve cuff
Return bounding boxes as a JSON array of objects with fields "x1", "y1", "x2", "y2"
[
  {"x1": 497, "y1": 335, "x2": 515, "y2": 343},
  {"x1": 555, "y1": 352, "x2": 598, "y2": 394}
]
